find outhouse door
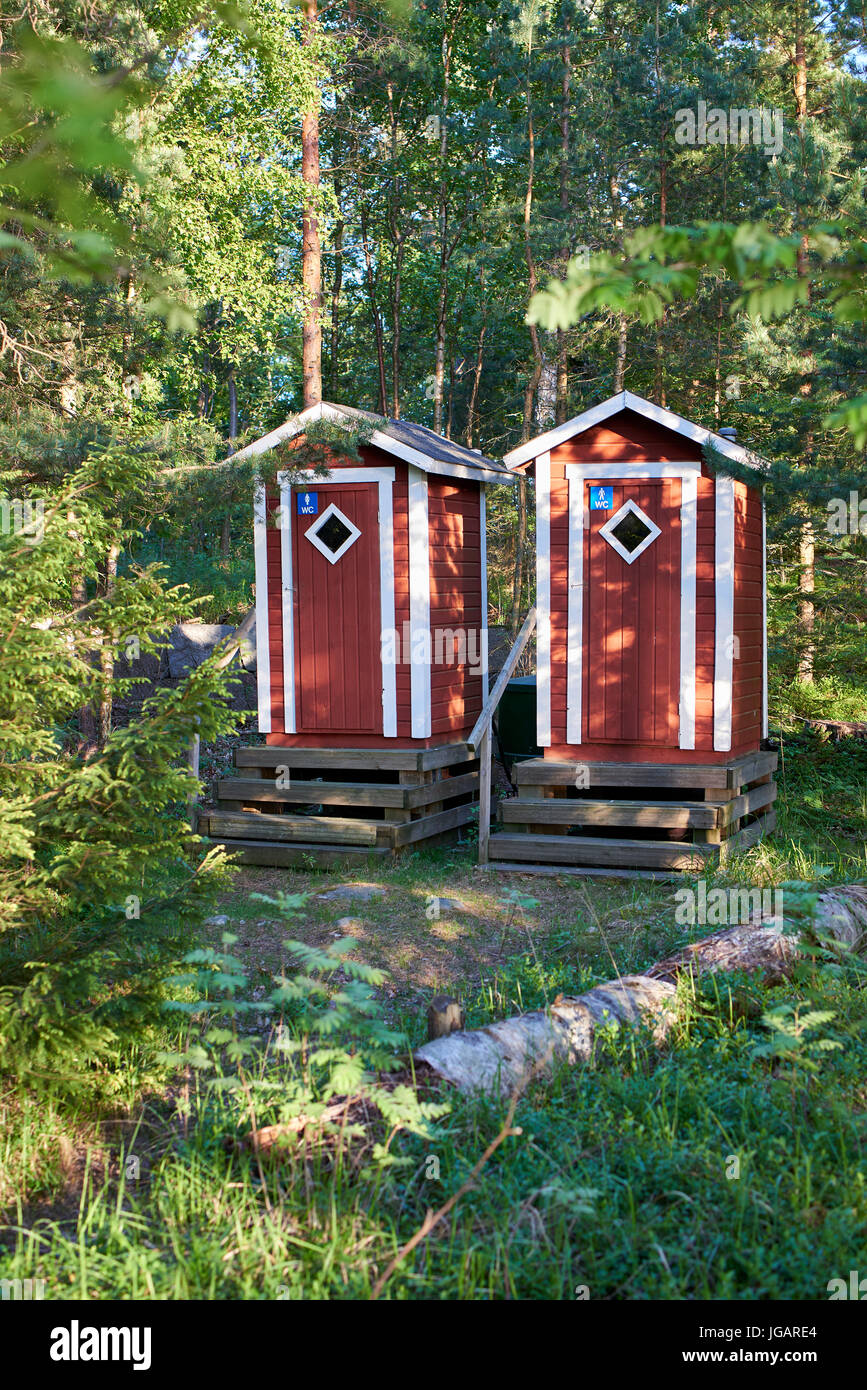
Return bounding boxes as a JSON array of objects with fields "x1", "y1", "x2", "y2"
[
  {"x1": 285, "y1": 473, "x2": 394, "y2": 736},
  {"x1": 578, "y1": 479, "x2": 682, "y2": 745}
]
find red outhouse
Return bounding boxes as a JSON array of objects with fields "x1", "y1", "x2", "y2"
[
  {"x1": 494, "y1": 390, "x2": 777, "y2": 873},
  {"x1": 200, "y1": 402, "x2": 513, "y2": 867}
]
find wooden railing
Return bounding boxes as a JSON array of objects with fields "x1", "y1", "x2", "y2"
[{"x1": 468, "y1": 606, "x2": 537, "y2": 865}]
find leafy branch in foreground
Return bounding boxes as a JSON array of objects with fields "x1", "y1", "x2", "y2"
[
  {"x1": 162, "y1": 892, "x2": 447, "y2": 1160},
  {"x1": 529, "y1": 220, "x2": 867, "y2": 443}
]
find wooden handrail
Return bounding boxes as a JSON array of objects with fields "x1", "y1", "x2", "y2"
[
  {"x1": 468, "y1": 605, "x2": 537, "y2": 755},
  {"x1": 473, "y1": 606, "x2": 537, "y2": 865}
]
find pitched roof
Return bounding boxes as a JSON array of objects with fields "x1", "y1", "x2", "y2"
[
  {"x1": 502, "y1": 390, "x2": 767, "y2": 473},
  {"x1": 227, "y1": 401, "x2": 513, "y2": 483}
]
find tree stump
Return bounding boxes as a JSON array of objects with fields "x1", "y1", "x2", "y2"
[{"x1": 427, "y1": 995, "x2": 465, "y2": 1041}]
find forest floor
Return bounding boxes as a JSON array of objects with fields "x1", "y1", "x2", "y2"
[{"x1": 2, "y1": 733, "x2": 867, "y2": 1300}]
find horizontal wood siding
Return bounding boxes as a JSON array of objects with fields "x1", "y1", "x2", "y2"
[
  {"x1": 428, "y1": 478, "x2": 483, "y2": 738},
  {"x1": 695, "y1": 472, "x2": 716, "y2": 750},
  {"x1": 731, "y1": 480, "x2": 764, "y2": 753}
]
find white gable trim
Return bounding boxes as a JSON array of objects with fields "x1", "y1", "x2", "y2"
[
  {"x1": 253, "y1": 483, "x2": 272, "y2": 734},
  {"x1": 230, "y1": 401, "x2": 510, "y2": 483},
  {"x1": 504, "y1": 389, "x2": 763, "y2": 473},
  {"x1": 565, "y1": 462, "x2": 699, "y2": 748},
  {"x1": 408, "y1": 465, "x2": 431, "y2": 738}
]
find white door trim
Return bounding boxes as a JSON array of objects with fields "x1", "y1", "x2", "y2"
[
  {"x1": 536, "y1": 452, "x2": 552, "y2": 747},
  {"x1": 714, "y1": 475, "x2": 736, "y2": 751},
  {"x1": 408, "y1": 465, "x2": 431, "y2": 738},
  {"x1": 276, "y1": 467, "x2": 397, "y2": 738},
  {"x1": 253, "y1": 482, "x2": 272, "y2": 734},
  {"x1": 564, "y1": 462, "x2": 700, "y2": 748}
]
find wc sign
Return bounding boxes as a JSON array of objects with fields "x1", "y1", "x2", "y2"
[
  {"x1": 590, "y1": 487, "x2": 613, "y2": 510},
  {"x1": 297, "y1": 492, "x2": 318, "y2": 515}
]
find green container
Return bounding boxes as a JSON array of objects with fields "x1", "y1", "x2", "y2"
[{"x1": 495, "y1": 675, "x2": 540, "y2": 767}]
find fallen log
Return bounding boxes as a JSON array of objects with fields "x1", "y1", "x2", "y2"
[{"x1": 414, "y1": 886, "x2": 867, "y2": 1096}]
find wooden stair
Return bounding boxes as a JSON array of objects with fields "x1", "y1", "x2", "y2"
[
  {"x1": 199, "y1": 743, "x2": 479, "y2": 867},
  {"x1": 487, "y1": 750, "x2": 778, "y2": 876}
]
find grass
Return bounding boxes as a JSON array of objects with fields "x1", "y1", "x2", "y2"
[{"x1": 2, "y1": 732, "x2": 866, "y2": 1301}]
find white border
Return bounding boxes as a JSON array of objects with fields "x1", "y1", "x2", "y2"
[
  {"x1": 253, "y1": 482, "x2": 272, "y2": 734},
  {"x1": 480, "y1": 484, "x2": 489, "y2": 704},
  {"x1": 598, "y1": 498, "x2": 661, "y2": 564},
  {"x1": 408, "y1": 465, "x2": 431, "y2": 738},
  {"x1": 762, "y1": 492, "x2": 768, "y2": 740},
  {"x1": 277, "y1": 467, "x2": 397, "y2": 738},
  {"x1": 564, "y1": 462, "x2": 699, "y2": 748},
  {"x1": 714, "y1": 475, "x2": 736, "y2": 751},
  {"x1": 304, "y1": 502, "x2": 361, "y2": 564},
  {"x1": 536, "y1": 452, "x2": 552, "y2": 746}
]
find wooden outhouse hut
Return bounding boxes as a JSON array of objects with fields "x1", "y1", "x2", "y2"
[
  {"x1": 199, "y1": 401, "x2": 513, "y2": 867},
  {"x1": 492, "y1": 390, "x2": 777, "y2": 873}
]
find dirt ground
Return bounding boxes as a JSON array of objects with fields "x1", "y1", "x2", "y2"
[{"x1": 203, "y1": 848, "x2": 679, "y2": 1017}]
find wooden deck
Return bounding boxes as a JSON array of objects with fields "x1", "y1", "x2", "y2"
[
  {"x1": 199, "y1": 743, "x2": 479, "y2": 867},
  {"x1": 486, "y1": 750, "x2": 778, "y2": 875}
]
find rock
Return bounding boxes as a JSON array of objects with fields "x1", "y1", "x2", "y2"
[
  {"x1": 204, "y1": 914, "x2": 229, "y2": 927},
  {"x1": 431, "y1": 896, "x2": 469, "y2": 914},
  {"x1": 167, "y1": 622, "x2": 236, "y2": 679},
  {"x1": 334, "y1": 916, "x2": 364, "y2": 931},
  {"x1": 316, "y1": 884, "x2": 386, "y2": 903}
]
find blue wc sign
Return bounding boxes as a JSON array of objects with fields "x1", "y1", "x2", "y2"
[
  {"x1": 590, "y1": 486, "x2": 613, "y2": 511},
  {"x1": 297, "y1": 491, "x2": 318, "y2": 516}
]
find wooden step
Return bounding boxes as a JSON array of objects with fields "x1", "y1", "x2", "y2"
[
  {"x1": 202, "y1": 810, "x2": 378, "y2": 847},
  {"x1": 216, "y1": 769, "x2": 479, "y2": 811},
  {"x1": 500, "y1": 798, "x2": 723, "y2": 830},
  {"x1": 483, "y1": 863, "x2": 682, "y2": 883},
  {"x1": 218, "y1": 777, "x2": 408, "y2": 808},
  {"x1": 207, "y1": 837, "x2": 391, "y2": 869},
  {"x1": 487, "y1": 833, "x2": 714, "y2": 871},
  {"x1": 234, "y1": 744, "x2": 473, "y2": 774},
  {"x1": 513, "y1": 750, "x2": 778, "y2": 791}
]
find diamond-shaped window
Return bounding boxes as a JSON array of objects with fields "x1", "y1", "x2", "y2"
[
  {"x1": 304, "y1": 503, "x2": 361, "y2": 564},
  {"x1": 598, "y1": 499, "x2": 661, "y2": 564}
]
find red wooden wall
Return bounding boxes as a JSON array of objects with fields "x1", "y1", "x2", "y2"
[{"x1": 429, "y1": 477, "x2": 484, "y2": 739}]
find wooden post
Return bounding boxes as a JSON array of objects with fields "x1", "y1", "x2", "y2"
[
  {"x1": 187, "y1": 728, "x2": 200, "y2": 831},
  {"x1": 478, "y1": 725, "x2": 491, "y2": 864},
  {"x1": 427, "y1": 995, "x2": 465, "y2": 1040}
]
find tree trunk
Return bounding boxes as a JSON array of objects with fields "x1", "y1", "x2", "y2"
[
  {"x1": 556, "y1": 33, "x2": 572, "y2": 424},
  {"x1": 415, "y1": 887, "x2": 867, "y2": 1095},
  {"x1": 301, "y1": 0, "x2": 322, "y2": 408},
  {"x1": 98, "y1": 543, "x2": 119, "y2": 746},
  {"x1": 360, "y1": 203, "x2": 388, "y2": 416},
  {"x1": 330, "y1": 176, "x2": 344, "y2": 401},
  {"x1": 432, "y1": 22, "x2": 455, "y2": 434}
]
